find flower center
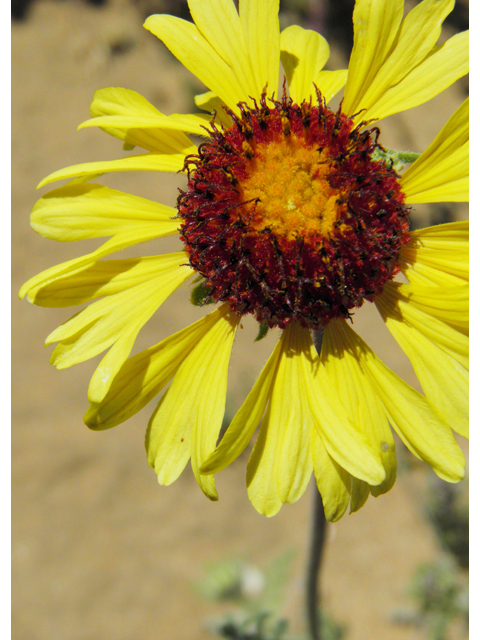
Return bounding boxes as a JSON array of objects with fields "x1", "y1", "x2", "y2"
[
  {"x1": 240, "y1": 136, "x2": 340, "y2": 242},
  {"x1": 178, "y1": 91, "x2": 410, "y2": 329}
]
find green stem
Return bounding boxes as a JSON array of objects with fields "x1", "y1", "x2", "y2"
[
  {"x1": 306, "y1": 329, "x2": 328, "y2": 640},
  {"x1": 371, "y1": 146, "x2": 421, "y2": 172},
  {"x1": 395, "y1": 150, "x2": 421, "y2": 164},
  {"x1": 306, "y1": 487, "x2": 327, "y2": 640}
]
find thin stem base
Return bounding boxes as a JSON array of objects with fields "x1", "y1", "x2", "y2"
[{"x1": 305, "y1": 328, "x2": 328, "y2": 640}]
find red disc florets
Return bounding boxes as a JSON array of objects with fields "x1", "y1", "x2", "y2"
[{"x1": 178, "y1": 90, "x2": 410, "y2": 329}]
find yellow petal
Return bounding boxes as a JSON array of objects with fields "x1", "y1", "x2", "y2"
[
  {"x1": 322, "y1": 320, "x2": 397, "y2": 496},
  {"x1": 403, "y1": 176, "x2": 468, "y2": 204},
  {"x1": 361, "y1": 30, "x2": 469, "y2": 122},
  {"x1": 194, "y1": 91, "x2": 233, "y2": 128},
  {"x1": 146, "y1": 396, "x2": 192, "y2": 494},
  {"x1": 401, "y1": 260, "x2": 467, "y2": 288},
  {"x1": 310, "y1": 429, "x2": 351, "y2": 522},
  {"x1": 389, "y1": 282, "x2": 468, "y2": 333},
  {"x1": 352, "y1": 0, "x2": 455, "y2": 118},
  {"x1": 333, "y1": 321, "x2": 465, "y2": 483},
  {"x1": 303, "y1": 333, "x2": 386, "y2": 485},
  {"x1": 271, "y1": 324, "x2": 314, "y2": 504},
  {"x1": 144, "y1": 14, "x2": 245, "y2": 111},
  {"x1": 401, "y1": 221, "x2": 469, "y2": 286},
  {"x1": 45, "y1": 256, "x2": 193, "y2": 373},
  {"x1": 240, "y1": 0, "x2": 280, "y2": 96},
  {"x1": 376, "y1": 291, "x2": 468, "y2": 437},
  {"x1": 188, "y1": 0, "x2": 259, "y2": 100},
  {"x1": 404, "y1": 99, "x2": 468, "y2": 179},
  {"x1": 88, "y1": 257, "x2": 193, "y2": 403},
  {"x1": 89, "y1": 86, "x2": 161, "y2": 119},
  {"x1": 343, "y1": 0, "x2": 403, "y2": 116},
  {"x1": 381, "y1": 282, "x2": 468, "y2": 369},
  {"x1": 280, "y1": 25, "x2": 330, "y2": 104},
  {"x1": 87, "y1": 328, "x2": 139, "y2": 404},
  {"x1": 247, "y1": 323, "x2": 314, "y2": 514},
  {"x1": 313, "y1": 70, "x2": 348, "y2": 105},
  {"x1": 246, "y1": 403, "x2": 283, "y2": 517},
  {"x1": 37, "y1": 152, "x2": 187, "y2": 189},
  {"x1": 26, "y1": 253, "x2": 189, "y2": 308},
  {"x1": 146, "y1": 304, "x2": 240, "y2": 500},
  {"x1": 201, "y1": 336, "x2": 283, "y2": 475},
  {"x1": 410, "y1": 220, "x2": 469, "y2": 243},
  {"x1": 83, "y1": 87, "x2": 197, "y2": 153},
  {"x1": 28, "y1": 183, "x2": 178, "y2": 242},
  {"x1": 80, "y1": 113, "x2": 213, "y2": 139},
  {"x1": 402, "y1": 144, "x2": 467, "y2": 203},
  {"x1": 19, "y1": 227, "x2": 173, "y2": 302},
  {"x1": 84, "y1": 305, "x2": 231, "y2": 430},
  {"x1": 349, "y1": 480, "x2": 371, "y2": 513},
  {"x1": 402, "y1": 99, "x2": 469, "y2": 203}
]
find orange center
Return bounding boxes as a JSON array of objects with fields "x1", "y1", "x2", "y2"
[{"x1": 239, "y1": 136, "x2": 341, "y2": 241}]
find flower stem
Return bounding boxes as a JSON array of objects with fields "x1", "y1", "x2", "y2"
[
  {"x1": 306, "y1": 329, "x2": 328, "y2": 640},
  {"x1": 306, "y1": 487, "x2": 327, "y2": 640}
]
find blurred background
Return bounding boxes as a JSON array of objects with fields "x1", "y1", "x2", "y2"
[{"x1": 12, "y1": 1, "x2": 468, "y2": 639}]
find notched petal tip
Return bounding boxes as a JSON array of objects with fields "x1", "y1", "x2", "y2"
[
  {"x1": 433, "y1": 447, "x2": 466, "y2": 484},
  {"x1": 18, "y1": 282, "x2": 31, "y2": 301},
  {"x1": 83, "y1": 405, "x2": 108, "y2": 431},
  {"x1": 202, "y1": 484, "x2": 220, "y2": 502}
]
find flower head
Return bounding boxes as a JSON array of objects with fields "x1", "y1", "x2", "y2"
[
  {"x1": 180, "y1": 91, "x2": 410, "y2": 328},
  {"x1": 20, "y1": 0, "x2": 468, "y2": 521}
]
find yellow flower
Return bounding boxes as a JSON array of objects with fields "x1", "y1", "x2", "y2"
[{"x1": 20, "y1": 0, "x2": 468, "y2": 521}]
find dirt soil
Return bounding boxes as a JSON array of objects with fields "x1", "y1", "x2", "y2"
[{"x1": 12, "y1": 1, "x2": 468, "y2": 639}]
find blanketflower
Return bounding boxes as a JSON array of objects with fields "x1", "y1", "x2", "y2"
[{"x1": 20, "y1": 0, "x2": 468, "y2": 521}]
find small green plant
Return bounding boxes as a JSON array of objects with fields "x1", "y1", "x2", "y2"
[
  {"x1": 406, "y1": 558, "x2": 467, "y2": 640},
  {"x1": 196, "y1": 552, "x2": 345, "y2": 640}
]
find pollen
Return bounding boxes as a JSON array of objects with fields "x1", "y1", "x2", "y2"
[
  {"x1": 178, "y1": 90, "x2": 410, "y2": 329},
  {"x1": 240, "y1": 137, "x2": 340, "y2": 241}
]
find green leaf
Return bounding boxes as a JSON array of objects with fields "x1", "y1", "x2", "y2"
[
  {"x1": 255, "y1": 322, "x2": 269, "y2": 342},
  {"x1": 371, "y1": 146, "x2": 421, "y2": 173},
  {"x1": 191, "y1": 279, "x2": 215, "y2": 306}
]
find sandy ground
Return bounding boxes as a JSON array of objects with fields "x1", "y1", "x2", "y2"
[{"x1": 12, "y1": 1, "x2": 468, "y2": 639}]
